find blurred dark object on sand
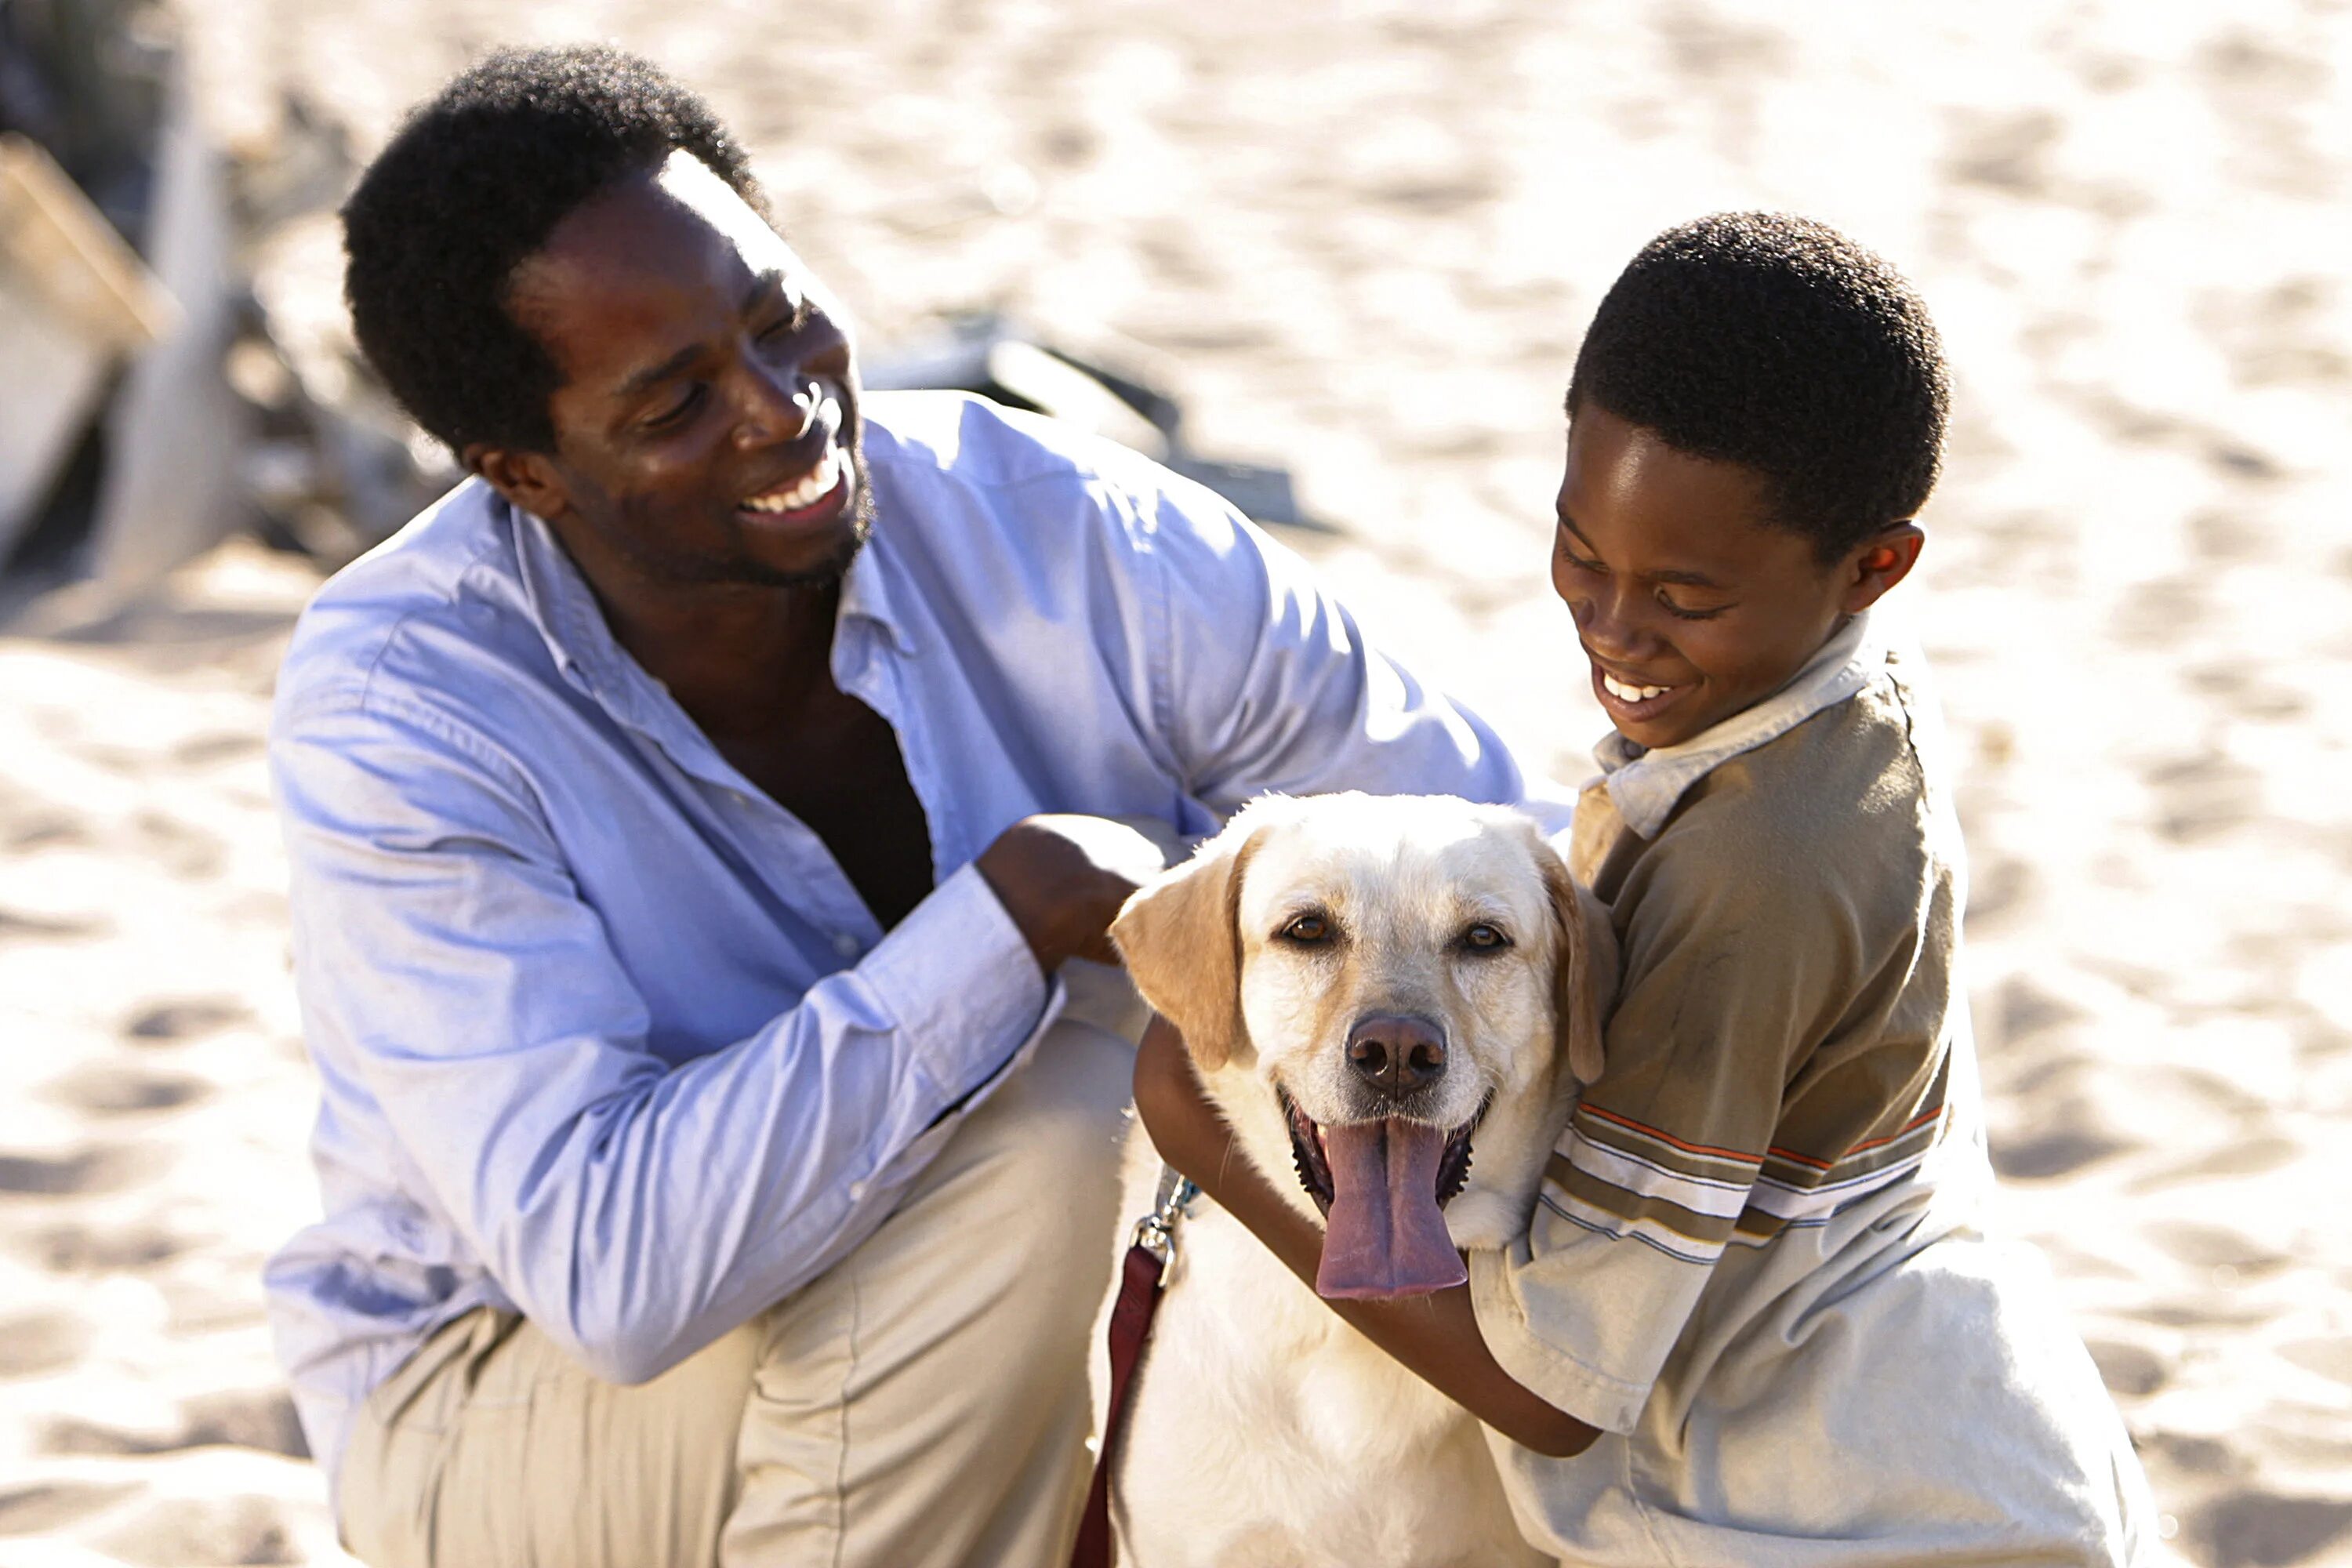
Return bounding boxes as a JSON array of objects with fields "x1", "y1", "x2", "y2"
[
  {"x1": 0, "y1": 13, "x2": 1306, "y2": 636},
  {"x1": 0, "y1": 0, "x2": 441, "y2": 632},
  {"x1": 866, "y1": 311, "x2": 1316, "y2": 532}
]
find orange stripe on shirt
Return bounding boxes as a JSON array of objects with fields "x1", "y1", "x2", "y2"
[
  {"x1": 1577, "y1": 1104, "x2": 1764, "y2": 1166},
  {"x1": 1766, "y1": 1103, "x2": 1947, "y2": 1171}
]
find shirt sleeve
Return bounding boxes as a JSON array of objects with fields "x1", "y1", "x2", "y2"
[
  {"x1": 272, "y1": 689, "x2": 1054, "y2": 1386},
  {"x1": 1128, "y1": 470, "x2": 1567, "y2": 826},
  {"x1": 1468, "y1": 818, "x2": 1860, "y2": 1432}
]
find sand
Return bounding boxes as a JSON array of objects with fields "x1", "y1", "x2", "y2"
[{"x1": 4, "y1": 2, "x2": 2348, "y2": 1564}]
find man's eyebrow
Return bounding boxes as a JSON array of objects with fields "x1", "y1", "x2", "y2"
[
  {"x1": 740, "y1": 267, "x2": 785, "y2": 316},
  {"x1": 616, "y1": 343, "x2": 703, "y2": 401},
  {"x1": 1557, "y1": 515, "x2": 1729, "y2": 590},
  {"x1": 612, "y1": 272, "x2": 793, "y2": 401}
]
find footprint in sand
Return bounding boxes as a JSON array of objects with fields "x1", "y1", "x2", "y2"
[
  {"x1": 91, "y1": 1492, "x2": 302, "y2": 1567},
  {"x1": 122, "y1": 997, "x2": 252, "y2": 1044},
  {"x1": 42, "y1": 1065, "x2": 211, "y2": 1116},
  {"x1": 0, "y1": 907, "x2": 105, "y2": 942},
  {"x1": 0, "y1": 1310, "x2": 91, "y2": 1377},
  {"x1": 2082, "y1": 1336, "x2": 2168, "y2": 1399},
  {"x1": 2190, "y1": 1490, "x2": 2352, "y2": 1568},
  {"x1": 16, "y1": 1220, "x2": 192, "y2": 1273},
  {"x1": 44, "y1": 1388, "x2": 309, "y2": 1461},
  {"x1": 169, "y1": 731, "x2": 265, "y2": 767},
  {"x1": 1961, "y1": 854, "x2": 2036, "y2": 933},
  {"x1": 2279, "y1": 1338, "x2": 2352, "y2": 1389},
  {"x1": 1988, "y1": 1123, "x2": 2137, "y2": 1181},
  {"x1": 1941, "y1": 106, "x2": 2060, "y2": 197},
  {"x1": 2148, "y1": 1220, "x2": 2292, "y2": 1278},
  {"x1": 131, "y1": 811, "x2": 227, "y2": 880},
  {"x1": 2129, "y1": 1134, "x2": 2303, "y2": 1191},
  {"x1": 2108, "y1": 573, "x2": 2210, "y2": 650},
  {"x1": 2143, "y1": 748, "x2": 2266, "y2": 842},
  {"x1": 0, "y1": 1142, "x2": 171, "y2": 1196},
  {"x1": 0, "y1": 1480, "x2": 142, "y2": 1535}
]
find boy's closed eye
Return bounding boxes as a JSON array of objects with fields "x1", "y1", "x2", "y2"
[{"x1": 1553, "y1": 528, "x2": 1735, "y2": 622}]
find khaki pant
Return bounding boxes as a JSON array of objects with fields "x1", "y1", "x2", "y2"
[{"x1": 339, "y1": 971, "x2": 1144, "y2": 1568}]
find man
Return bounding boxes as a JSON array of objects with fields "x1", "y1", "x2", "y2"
[{"x1": 269, "y1": 43, "x2": 1545, "y2": 1568}]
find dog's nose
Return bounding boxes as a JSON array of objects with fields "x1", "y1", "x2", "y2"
[{"x1": 1345, "y1": 1014, "x2": 1447, "y2": 1100}]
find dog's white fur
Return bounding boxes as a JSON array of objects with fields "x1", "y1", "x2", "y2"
[{"x1": 1096, "y1": 793, "x2": 1613, "y2": 1568}]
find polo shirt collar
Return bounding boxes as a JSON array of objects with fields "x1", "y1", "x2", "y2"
[{"x1": 1592, "y1": 611, "x2": 1880, "y2": 840}]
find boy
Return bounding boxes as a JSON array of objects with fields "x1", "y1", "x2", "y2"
[{"x1": 1135, "y1": 212, "x2": 2152, "y2": 1561}]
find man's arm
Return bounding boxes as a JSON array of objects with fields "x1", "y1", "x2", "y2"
[
  {"x1": 1131, "y1": 1016, "x2": 1598, "y2": 1458},
  {"x1": 276, "y1": 695, "x2": 1156, "y2": 1385},
  {"x1": 1122, "y1": 467, "x2": 1566, "y2": 823}
]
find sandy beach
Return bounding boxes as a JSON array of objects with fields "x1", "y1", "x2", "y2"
[{"x1": 4, "y1": 2, "x2": 2349, "y2": 1563}]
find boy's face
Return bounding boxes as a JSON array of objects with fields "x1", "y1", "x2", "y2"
[{"x1": 1551, "y1": 403, "x2": 1919, "y2": 750}]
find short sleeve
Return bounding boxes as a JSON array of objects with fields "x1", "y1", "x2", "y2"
[{"x1": 1470, "y1": 815, "x2": 1877, "y2": 1432}]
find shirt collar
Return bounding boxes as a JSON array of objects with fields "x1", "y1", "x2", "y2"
[
  {"x1": 1591, "y1": 611, "x2": 1880, "y2": 840},
  {"x1": 507, "y1": 494, "x2": 615, "y2": 698},
  {"x1": 835, "y1": 521, "x2": 917, "y2": 657},
  {"x1": 505, "y1": 492, "x2": 918, "y2": 714}
]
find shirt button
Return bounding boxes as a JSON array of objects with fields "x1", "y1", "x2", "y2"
[
  {"x1": 833, "y1": 932, "x2": 862, "y2": 960},
  {"x1": 848, "y1": 1181, "x2": 869, "y2": 1202}
]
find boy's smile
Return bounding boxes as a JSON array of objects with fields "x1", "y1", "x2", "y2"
[{"x1": 1552, "y1": 404, "x2": 1921, "y2": 751}]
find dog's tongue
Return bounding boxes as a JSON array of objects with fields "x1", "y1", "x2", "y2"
[{"x1": 1314, "y1": 1118, "x2": 1466, "y2": 1300}]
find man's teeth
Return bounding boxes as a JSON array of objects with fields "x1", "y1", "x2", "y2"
[
  {"x1": 741, "y1": 448, "x2": 840, "y2": 514},
  {"x1": 1602, "y1": 673, "x2": 1671, "y2": 703}
]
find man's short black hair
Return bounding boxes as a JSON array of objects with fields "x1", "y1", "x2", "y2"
[
  {"x1": 342, "y1": 44, "x2": 763, "y2": 457},
  {"x1": 1566, "y1": 212, "x2": 1950, "y2": 560}
]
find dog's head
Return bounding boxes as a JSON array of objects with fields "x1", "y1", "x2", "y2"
[{"x1": 1111, "y1": 793, "x2": 1615, "y2": 1300}]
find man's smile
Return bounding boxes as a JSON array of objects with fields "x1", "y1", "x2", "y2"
[
  {"x1": 738, "y1": 443, "x2": 848, "y2": 521},
  {"x1": 734, "y1": 384, "x2": 855, "y2": 534}
]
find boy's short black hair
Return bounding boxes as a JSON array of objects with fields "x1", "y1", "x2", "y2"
[
  {"x1": 341, "y1": 44, "x2": 763, "y2": 456},
  {"x1": 1567, "y1": 212, "x2": 1949, "y2": 560}
]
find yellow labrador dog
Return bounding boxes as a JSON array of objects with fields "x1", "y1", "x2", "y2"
[{"x1": 1098, "y1": 792, "x2": 1612, "y2": 1568}]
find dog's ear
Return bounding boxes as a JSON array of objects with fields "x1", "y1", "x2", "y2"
[
  {"x1": 1109, "y1": 807, "x2": 1276, "y2": 1071},
  {"x1": 1538, "y1": 840, "x2": 1618, "y2": 1086}
]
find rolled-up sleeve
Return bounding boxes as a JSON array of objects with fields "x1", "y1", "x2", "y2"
[
  {"x1": 1127, "y1": 474, "x2": 1557, "y2": 820},
  {"x1": 274, "y1": 691, "x2": 1051, "y2": 1385}
]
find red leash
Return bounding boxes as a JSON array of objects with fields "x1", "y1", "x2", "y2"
[{"x1": 1069, "y1": 1171, "x2": 1195, "y2": 1568}]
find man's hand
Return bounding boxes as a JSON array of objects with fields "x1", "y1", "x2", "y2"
[{"x1": 975, "y1": 814, "x2": 1173, "y2": 974}]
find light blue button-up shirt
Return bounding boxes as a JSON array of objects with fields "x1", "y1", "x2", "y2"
[{"x1": 267, "y1": 391, "x2": 1548, "y2": 1486}]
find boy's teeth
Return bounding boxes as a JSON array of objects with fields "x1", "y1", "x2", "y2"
[
  {"x1": 1602, "y1": 673, "x2": 1670, "y2": 703},
  {"x1": 742, "y1": 448, "x2": 840, "y2": 513}
]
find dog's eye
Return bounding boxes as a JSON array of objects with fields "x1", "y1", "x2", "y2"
[
  {"x1": 1461, "y1": 923, "x2": 1510, "y2": 952},
  {"x1": 1278, "y1": 913, "x2": 1330, "y2": 945}
]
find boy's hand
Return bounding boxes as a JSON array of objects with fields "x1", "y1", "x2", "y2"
[{"x1": 1134, "y1": 1014, "x2": 1238, "y2": 1196}]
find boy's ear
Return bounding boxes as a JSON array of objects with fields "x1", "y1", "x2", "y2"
[
  {"x1": 1840, "y1": 522, "x2": 1926, "y2": 615},
  {"x1": 1538, "y1": 842, "x2": 1617, "y2": 1085},
  {"x1": 1110, "y1": 808, "x2": 1281, "y2": 1072}
]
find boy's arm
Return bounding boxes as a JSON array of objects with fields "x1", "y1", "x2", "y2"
[{"x1": 1133, "y1": 1016, "x2": 1599, "y2": 1459}]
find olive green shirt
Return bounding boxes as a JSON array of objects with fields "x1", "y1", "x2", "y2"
[{"x1": 1472, "y1": 615, "x2": 2151, "y2": 1564}]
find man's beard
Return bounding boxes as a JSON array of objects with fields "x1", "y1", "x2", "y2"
[
  {"x1": 717, "y1": 470, "x2": 875, "y2": 590},
  {"x1": 600, "y1": 445, "x2": 877, "y2": 592}
]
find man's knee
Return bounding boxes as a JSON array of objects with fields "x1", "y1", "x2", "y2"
[
  {"x1": 951, "y1": 1016, "x2": 1135, "y2": 1255},
  {"x1": 339, "y1": 1308, "x2": 764, "y2": 1568}
]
